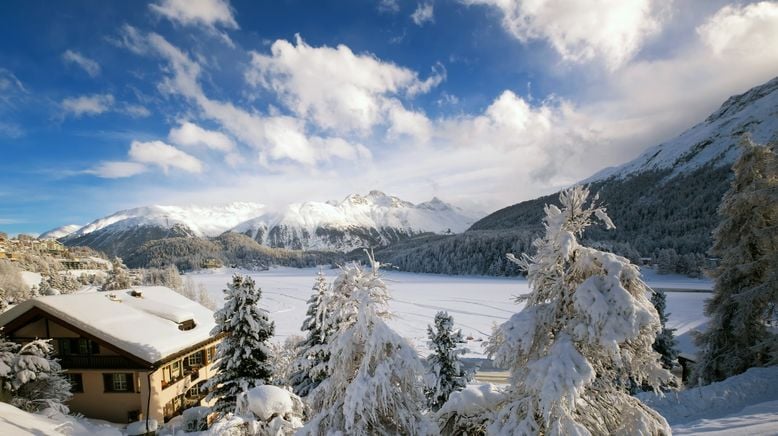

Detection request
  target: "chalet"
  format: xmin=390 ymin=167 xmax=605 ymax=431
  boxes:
xmin=0 ymin=286 xmax=222 ymax=425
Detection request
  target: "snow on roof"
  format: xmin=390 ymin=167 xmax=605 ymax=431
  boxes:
xmin=0 ymin=286 xmax=216 ymax=364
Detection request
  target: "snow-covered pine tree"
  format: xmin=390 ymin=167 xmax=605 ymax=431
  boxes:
xmin=2 ymin=339 xmax=71 ymax=413
xmin=693 ymin=138 xmax=778 ymax=385
xmin=651 ymin=289 xmax=678 ymax=370
xmin=289 ymin=271 xmax=332 ymax=397
xmin=206 ymin=274 xmax=275 ymax=417
xmin=102 ymin=257 xmax=132 ymax=291
xmin=302 ymin=255 xmax=436 ymax=435
xmin=425 ymin=311 xmax=469 ymax=411
xmin=485 ymin=186 xmax=673 ymax=435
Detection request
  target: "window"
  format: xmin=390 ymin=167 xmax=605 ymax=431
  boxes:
xmin=103 ymin=373 xmax=133 ymax=392
xmin=60 ymin=338 xmax=99 ymax=355
xmin=65 ymin=373 xmax=83 ymax=393
xmin=127 ymin=410 xmax=140 ymax=423
xmin=172 ymin=360 xmax=181 ymax=378
xmin=187 ymin=351 xmax=202 ymax=367
xmin=206 ymin=346 xmax=216 ymax=363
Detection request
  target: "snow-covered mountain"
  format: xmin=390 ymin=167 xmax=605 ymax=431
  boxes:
xmin=61 ymin=203 xmax=266 ymax=258
xmin=231 ymin=191 xmax=477 ymax=251
xmin=589 ymin=76 xmax=778 ymax=181
xmin=39 ymin=224 xmax=81 ymax=240
xmin=59 ymin=193 xmax=478 ymax=257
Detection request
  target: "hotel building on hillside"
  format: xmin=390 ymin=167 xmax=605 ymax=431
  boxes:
xmin=0 ymin=286 xmax=222 ymax=424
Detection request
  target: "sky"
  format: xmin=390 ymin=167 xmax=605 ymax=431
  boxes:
xmin=1 ymin=0 xmax=778 ymax=235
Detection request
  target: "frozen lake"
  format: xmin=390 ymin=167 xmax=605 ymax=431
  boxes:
xmin=186 ymin=267 xmax=712 ymax=358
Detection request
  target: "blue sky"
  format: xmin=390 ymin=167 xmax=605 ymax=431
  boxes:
xmin=2 ymin=0 xmax=777 ymax=235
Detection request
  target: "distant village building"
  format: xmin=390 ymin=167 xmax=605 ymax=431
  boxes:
xmin=200 ymin=258 xmax=223 ymax=269
xmin=0 ymin=287 xmax=222 ymax=424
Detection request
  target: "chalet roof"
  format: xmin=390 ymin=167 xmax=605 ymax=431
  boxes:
xmin=0 ymin=286 xmax=216 ymax=364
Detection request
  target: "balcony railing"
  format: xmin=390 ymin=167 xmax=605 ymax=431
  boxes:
xmin=58 ymin=355 xmax=145 ymax=369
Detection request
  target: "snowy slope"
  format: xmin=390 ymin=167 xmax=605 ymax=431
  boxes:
xmin=639 ymin=366 xmax=778 ymax=434
xmin=231 ymin=191 xmax=478 ymax=251
xmin=589 ymin=76 xmax=778 ymax=181
xmin=39 ymin=224 xmax=80 ymax=240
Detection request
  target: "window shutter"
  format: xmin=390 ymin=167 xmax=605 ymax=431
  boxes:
xmin=126 ymin=373 xmax=135 ymax=392
xmin=103 ymin=373 xmax=112 ymax=392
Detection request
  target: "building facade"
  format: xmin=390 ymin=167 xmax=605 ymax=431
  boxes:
xmin=0 ymin=287 xmax=221 ymax=424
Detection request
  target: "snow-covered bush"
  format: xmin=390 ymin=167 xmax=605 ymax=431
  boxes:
xmin=0 ymin=260 xmax=31 ymax=304
xmin=206 ymin=274 xmax=275 ymax=417
xmin=485 ymin=186 xmax=673 ymax=435
xmin=0 ymin=337 xmax=71 ymax=413
xmin=435 ymin=384 xmax=503 ymax=436
xmin=694 ymin=138 xmax=778 ymax=385
xmin=269 ymin=336 xmax=303 ymax=387
xmin=101 ymin=257 xmax=132 ymax=291
xmin=301 ymin=255 xmax=436 ymax=435
xmin=425 ymin=310 xmax=469 ymax=411
xmin=289 ymin=271 xmax=333 ymax=397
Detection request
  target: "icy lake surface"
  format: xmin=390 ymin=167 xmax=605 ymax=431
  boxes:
xmin=186 ymin=267 xmax=712 ymax=358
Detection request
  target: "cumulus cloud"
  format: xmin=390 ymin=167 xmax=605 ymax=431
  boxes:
xmin=128 ymin=140 xmax=204 ymax=174
xmin=61 ymin=50 xmax=101 ymax=77
xmin=246 ymin=35 xmax=444 ymax=135
xmin=697 ymin=1 xmax=778 ymax=57
xmin=85 ymin=161 xmax=148 ymax=178
xmin=411 ymin=3 xmax=435 ymax=25
xmin=120 ymin=29 xmax=375 ymax=166
xmin=464 ymin=0 xmax=670 ymax=70
xmin=61 ymin=94 xmax=114 ymax=117
xmin=149 ymin=0 xmax=238 ymax=29
xmin=169 ymin=121 xmax=235 ymax=152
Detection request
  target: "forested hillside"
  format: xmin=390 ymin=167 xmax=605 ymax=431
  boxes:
xmin=125 ymin=232 xmax=346 ymax=271
xmin=376 ymin=164 xmax=731 ymax=276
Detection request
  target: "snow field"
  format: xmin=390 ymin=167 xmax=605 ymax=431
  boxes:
xmin=186 ymin=267 xmax=711 ymax=358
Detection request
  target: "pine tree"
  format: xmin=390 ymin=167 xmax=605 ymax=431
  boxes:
xmin=694 ymin=138 xmax=778 ymax=385
xmin=485 ymin=186 xmax=673 ymax=435
xmin=302 ymin=255 xmax=436 ymax=435
xmin=206 ymin=274 xmax=275 ymax=417
xmin=289 ymin=271 xmax=333 ymax=397
xmin=1 ymin=338 xmax=71 ymax=413
xmin=102 ymin=257 xmax=132 ymax=291
xmin=651 ymin=289 xmax=678 ymax=370
xmin=425 ymin=311 xmax=469 ymax=411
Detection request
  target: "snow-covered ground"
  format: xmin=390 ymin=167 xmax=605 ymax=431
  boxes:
xmin=640 ymin=366 xmax=778 ymax=435
xmin=186 ymin=266 xmax=711 ymax=358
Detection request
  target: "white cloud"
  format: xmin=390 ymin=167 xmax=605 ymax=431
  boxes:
xmin=86 ymin=161 xmax=148 ymax=178
xmin=123 ymin=104 xmax=151 ymax=118
xmin=378 ymin=0 xmax=400 ymax=13
xmin=61 ymin=94 xmax=114 ymax=117
xmin=169 ymin=121 xmax=235 ymax=152
xmin=126 ymin=30 xmax=376 ymax=166
xmin=61 ymin=50 xmax=101 ymax=77
xmin=128 ymin=140 xmax=204 ymax=174
xmin=697 ymin=1 xmax=778 ymax=57
xmin=464 ymin=0 xmax=670 ymax=70
xmin=246 ymin=35 xmax=444 ymax=135
xmin=411 ymin=3 xmax=435 ymax=26
xmin=149 ymin=0 xmax=238 ymax=29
